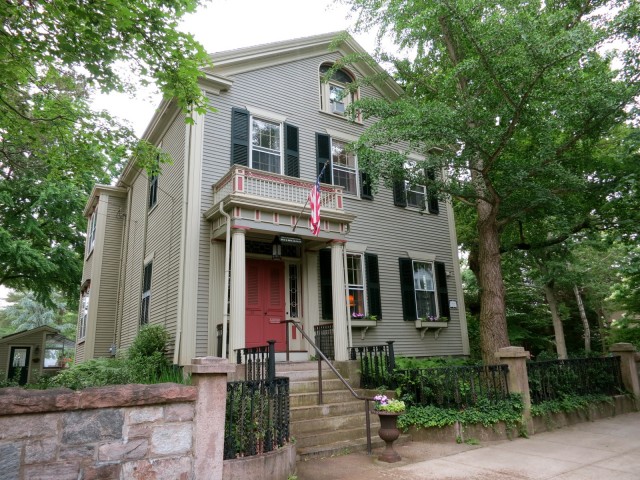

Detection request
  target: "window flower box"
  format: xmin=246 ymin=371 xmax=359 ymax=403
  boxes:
xmin=414 ymin=317 xmax=449 ymax=339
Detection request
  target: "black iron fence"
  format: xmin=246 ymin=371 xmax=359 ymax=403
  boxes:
xmin=224 ymin=377 xmax=290 ymax=459
xmin=314 ymin=324 xmax=334 ymax=360
xmin=393 ymin=364 xmax=510 ymax=408
xmin=349 ymin=342 xmax=396 ymax=389
xmin=235 ymin=341 xmax=275 ymax=382
xmin=528 ymin=356 xmax=624 ymax=404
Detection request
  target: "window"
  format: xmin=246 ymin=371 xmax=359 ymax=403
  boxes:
xmin=140 ymin=262 xmax=153 ymax=325
xmin=399 ymin=258 xmax=449 ymax=321
xmin=148 ymin=174 xmax=158 ymax=210
xmin=316 ymin=133 xmax=372 ymax=198
xmin=44 ymin=334 xmax=70 ymax=368
xmin=251 ymin=117 xmax=282 ymax=173
xmin=331 ymin=139 xmax=358 ymax=195
xmin=87 ymin=211 xmax=97 ymax=254
xmin=79 ymin=289 xmax=89 ymax=341
xmin=413 ymin=261 xmax=437 ymax=319
xmin=319 ymin=249 xmax=382 ymax=321
xmin=405 ymin=181 xmax=426 ymax=209
xmin=347 ymin=254 xmax=366 ymax=319
xmin=393 ymin=167 xmax=439 ymax=214
xmin=319 ymin=64 xmax=359 ymax=119
xmin=230 ymin=108 xmax=300 ymax=177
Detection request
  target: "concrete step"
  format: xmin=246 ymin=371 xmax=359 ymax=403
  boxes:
xmin=276 ymin=361 xmax=327 ymax=372
xmin=291 ymin=412 xmax=380 ymax=435
xmin=295 ymin=425 xmax=376 ymax=449
xmin=277 ymin=369 xmax=339 ymax=382
xmin=296 ymin=434 xmax=410 ymax=460
xmin=289 ymin=378 xmax=346 ymax=394
xmin=290 ymin=400 xmax=367 ymax=422
xmin=290 ymin=389 xmax=362 ymax=407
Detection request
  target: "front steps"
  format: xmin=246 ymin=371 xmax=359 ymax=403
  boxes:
xmin=276 ymin=361 xmax=388 ymax=459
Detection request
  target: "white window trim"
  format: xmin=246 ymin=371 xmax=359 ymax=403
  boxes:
xmin=148 ymin=174 xmax=159 ymax=212
xmin=245 ymin=105 xmax=287 ymax=123
xmin=87 ymin=210 xmax=97 ymax=255
xmin=407 ymin=251 xmax=437 ymax=262
xmin=319 ymin=71 xmax=360 ymax=120
xmin=78 ymin=289 xmax=89 ymax=341
xmin=412 ymin=260 xmax=439 ymax=319
xmin=249 ymin=115 xmax=284 ymax=175
xmin=330 ymin=137 xmax=360 ymax=197
xmin=285 ymin=260 xmax=301 ymax=321
xmin=141 ymin=261 xmax=153 ymax=325
xmin=347 ymin=252 xmax=368 ymax=319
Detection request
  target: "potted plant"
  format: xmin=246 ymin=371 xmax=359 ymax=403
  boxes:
xmin=373 ymin=394 xmax=405 ymax=463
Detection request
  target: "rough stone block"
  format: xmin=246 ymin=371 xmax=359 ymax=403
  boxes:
xmin=124 ymin=423 xmax=152 ymax=441
xmin=62 ymin=409 xmax=124 ymax=445
xmin=0 ymin=443 xmax=20 ymax=480
xmin=25 ymin=437 xmax=58 ymax=464
xmin=120 ymin=456 xmax=192 ymax=480
xmin=98 ymin=439 xmax=148 ymax=461
xmin=58 ymin=444 xmax=95 ymax=460
xmin=22 ymin=462 xmax=80 ymax=480
xmin=128 ymin=406 xmax=163 ymax=425
xmin=164 ymin=403 xmax=195 ymax=422
xmin=0 ymin=413 xmax=58 ymax=440
xmin=151 ymin=424 xmax=192 ymax=456
xmin=0 ymin=387 xmax=79 ymax=415
xmin=79 ymin=384 xmax=197 ymax=409
xmin=82 ymin=463 xmax=122 ymax=480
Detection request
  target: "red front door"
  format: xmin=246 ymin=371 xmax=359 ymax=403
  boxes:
xmin=246 ymin=259 xmax=286 ymax=351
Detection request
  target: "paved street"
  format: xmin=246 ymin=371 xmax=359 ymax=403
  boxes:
xmin=296 ymin=411 xmax=640 ymax=479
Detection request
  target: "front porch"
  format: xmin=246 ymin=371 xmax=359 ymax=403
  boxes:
xmin=204 ymin=165 xmax=358 ymax=362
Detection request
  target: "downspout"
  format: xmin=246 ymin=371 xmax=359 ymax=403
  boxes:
xmin=220 ymin=204 xmax=232 ymax=359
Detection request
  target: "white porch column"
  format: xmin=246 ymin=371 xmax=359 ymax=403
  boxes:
xmin=208 ymin=239 xmax=226 ymax=356
xmin=229 ymin=227 xmax=247 ymax=357
xmin=331 ymin=241 xmax=349 ymax=361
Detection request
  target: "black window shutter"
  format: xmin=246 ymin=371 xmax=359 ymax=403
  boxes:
xmin=360 ymin=171 xmax=373 ymax=200
xmin=284 ymin=123 xmax=300 ymax=178
xmin=230 ymin=107 xmax=250 ymax=166
xmin=393 ymin=180 xmax=407 ymax=207
xmin=398 ymin=257 xmax=416 ymax=320
xmin=365 ymin=253 xmax=382 ymax=318
xmin=319 ymin=249 xmax=333 ymax=320
xmin=316 ymin=133 xmax=332 ymax=184
xmin=435 ymin=261 xmax=450 ymax=320
xmin=427 ymin=168 xmax=439 ymax=214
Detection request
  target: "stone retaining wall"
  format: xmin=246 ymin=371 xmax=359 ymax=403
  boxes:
xmin=0 ymin=383 xmax=197 ymax=480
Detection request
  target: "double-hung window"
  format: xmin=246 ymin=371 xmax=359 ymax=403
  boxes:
xmin=331 ymin=139 xmax=359 ymax=196
xmin=148 ymin=174 xmax=158 ymax=210
xmin=140 ymin=261 xmax=153 ymax=325
xmin=230 ymin=107 xmax=300 ymax=178
xmin=251 ymin=117 xmax=282 ymax=174
xmin=399 ymin=257 xmax=450 ymax=321
xmin=393 ymin=163 xmax=439 ymax=214
xmin=319 ymin=64 xmax=359 ymax=120
xmin=87 ymin=211 xmax=97 ymax=254
xmin=413 ymin=261 xmax=437 ymax=319
xmin=78 ymin=289 xmax=89 ymax=341
xmin=347 ymin=253 xmax=366 ymax=319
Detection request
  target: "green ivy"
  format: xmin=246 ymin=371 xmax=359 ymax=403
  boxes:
xmin=531 ymin=394 xmax=613 ymax=417
xmin=397 ymin=394 xmax=524 ymax=431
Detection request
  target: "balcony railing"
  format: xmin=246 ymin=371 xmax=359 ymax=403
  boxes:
xmin=213 ymin=165 xmax=344 ymax=211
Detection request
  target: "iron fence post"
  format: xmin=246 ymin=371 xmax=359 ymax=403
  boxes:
xmin=267 ymin=340 xmax=276 ymax=383
xmin=387 ymin=341 xmax=396 ymax=372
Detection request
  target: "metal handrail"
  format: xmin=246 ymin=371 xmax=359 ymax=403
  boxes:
xmin=282 ymin=320 xmax=375 ymax=455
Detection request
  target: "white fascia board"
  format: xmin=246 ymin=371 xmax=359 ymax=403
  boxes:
xmin=82 ymin=185 xmax=128 ymax=218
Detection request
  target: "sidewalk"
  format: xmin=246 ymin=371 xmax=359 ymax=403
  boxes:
xmin=295 ymin=411 xmax=640 ymax=479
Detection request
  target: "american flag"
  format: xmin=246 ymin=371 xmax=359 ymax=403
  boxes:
xmin=309 ymin=169 xmax=323 ymax=236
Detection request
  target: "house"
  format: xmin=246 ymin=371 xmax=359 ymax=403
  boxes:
xmin=0 ymin=326 xmax=74 ymax=385
xmin=76 ymin=32 xmax=470 ymax=366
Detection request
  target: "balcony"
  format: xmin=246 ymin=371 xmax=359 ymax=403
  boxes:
xmin=207 ymin=166 xmax=354 ymax=238
xmin=213 ymin=166 xmax=346 ymax=211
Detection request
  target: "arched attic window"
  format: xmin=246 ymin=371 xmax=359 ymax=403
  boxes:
xmin=319 ymin=63 xmax=359 ymax=119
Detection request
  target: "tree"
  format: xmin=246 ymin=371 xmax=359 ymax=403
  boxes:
xmin=340 ymin=0 xmax=640 ymax=362
xmin=2 ymin=291 xmax=77 ymax=338
xmin=0 ymin=0 xmax=211 ymax=304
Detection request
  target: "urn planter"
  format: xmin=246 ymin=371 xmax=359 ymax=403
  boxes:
xmin=375 ymin=411 xmax=402 ymax=463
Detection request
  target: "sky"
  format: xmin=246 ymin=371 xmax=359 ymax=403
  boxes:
xmin=92 ymin=0 xmax=381 ymax=136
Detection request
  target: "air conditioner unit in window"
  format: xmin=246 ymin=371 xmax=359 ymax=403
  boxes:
xmin=331 ymin=102 xmax=345 ymax=115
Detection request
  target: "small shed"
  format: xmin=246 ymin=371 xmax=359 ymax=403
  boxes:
xmin=0 ymin=326 xmax=75 ymax=385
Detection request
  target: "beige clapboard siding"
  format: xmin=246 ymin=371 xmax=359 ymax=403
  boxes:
xmin=119 ymin=172 xmax=148 ymax=350
xmin=93 ymin=195 xmax=126 ymax=358
xmin=144 ymin=114 xmax=185 ymax=360
xmin=196 ymin=51 xmax=465 ymax=357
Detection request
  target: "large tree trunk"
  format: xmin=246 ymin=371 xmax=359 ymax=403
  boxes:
xmin=475 ymin=198 xmax=510 ymax=364
xmin=573 ymin=284 xmax=591 ymax=352
xmin=543 ymin=283 xmax=567 ymax=359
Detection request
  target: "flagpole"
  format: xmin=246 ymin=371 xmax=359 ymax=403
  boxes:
xmin=292 ymin=161 xmax=329 ymax=232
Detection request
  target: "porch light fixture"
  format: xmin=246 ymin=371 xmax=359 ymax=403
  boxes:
xmin=272 ymin=236 xmax=282 ymax=260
